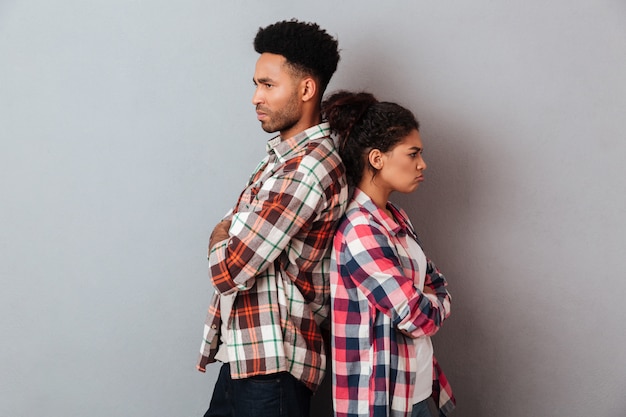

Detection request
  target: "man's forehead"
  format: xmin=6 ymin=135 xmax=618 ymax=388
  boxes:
xmin=254 ymin=53 xmax=289 ymax=77
xmin=256 ymin=52 xmax=288 ymax=68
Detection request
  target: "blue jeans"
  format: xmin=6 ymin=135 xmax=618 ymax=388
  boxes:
xmin=411 ymin=399 xmax=434 ymax=417
xmin=203 ymin=363 xmax=312 ymax=417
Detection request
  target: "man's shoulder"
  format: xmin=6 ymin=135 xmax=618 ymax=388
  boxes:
xmin=284 ymin=135 xmax=342 ymax=176
xmin=303 ymin=135 xmax=341 ymax=161
xmin=302 ymin=135 xmax=337 ymax=153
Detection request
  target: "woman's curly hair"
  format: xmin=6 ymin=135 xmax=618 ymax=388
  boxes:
xmin=254 ymin=19 xmax=340 ymax=94
xmin=322 ymin=91 xmax=420 ymax=186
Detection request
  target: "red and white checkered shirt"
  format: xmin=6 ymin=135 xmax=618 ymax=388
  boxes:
xmin=197 ymin=123 xmax=347 ymax=392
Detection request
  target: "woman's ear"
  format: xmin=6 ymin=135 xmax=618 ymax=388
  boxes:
xmin=368 ymin=149 xmax=384 ymax=170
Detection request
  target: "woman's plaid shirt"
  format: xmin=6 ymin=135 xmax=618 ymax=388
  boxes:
xmin=331 ymin=189 xmax=455 ymax=416
xmin=197 ymin=123 xmax=348 ymax=392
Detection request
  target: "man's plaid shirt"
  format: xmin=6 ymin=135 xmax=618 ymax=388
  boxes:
xmin=197 ymin=123 xmax=347 ymax=392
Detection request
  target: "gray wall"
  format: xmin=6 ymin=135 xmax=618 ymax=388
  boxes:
xmin=1 ymin=1 xmax=625 ymax=416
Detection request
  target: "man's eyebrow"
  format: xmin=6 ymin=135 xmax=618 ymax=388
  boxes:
xmin=253 ymin=77 xmax=274 ymax=84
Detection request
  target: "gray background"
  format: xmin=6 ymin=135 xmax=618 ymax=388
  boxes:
xmin=1 ymin=1 xmax=625 ymax=416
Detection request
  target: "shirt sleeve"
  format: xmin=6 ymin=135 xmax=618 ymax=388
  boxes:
xmin=209 ymin=164 xmax=327 ymax=295
xmin=340 ymin=218 xmax=450 ymax=338
xmin=423 ymin=259 xmax=452 ymax=321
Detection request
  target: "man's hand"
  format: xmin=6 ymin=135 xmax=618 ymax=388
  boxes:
xmin=208 ymin=219 xmax=231 ymax=254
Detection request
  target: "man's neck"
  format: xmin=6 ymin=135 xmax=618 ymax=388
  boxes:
xmin=279 ymin=109 xmax=322 ymax=140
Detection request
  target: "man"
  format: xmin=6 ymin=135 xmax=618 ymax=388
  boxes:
xmin=197 ymin=20 xmax=347 ymax=417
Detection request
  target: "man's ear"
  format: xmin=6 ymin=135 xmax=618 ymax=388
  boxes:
xmin=301 ymin=77 xmax=317 ymax=102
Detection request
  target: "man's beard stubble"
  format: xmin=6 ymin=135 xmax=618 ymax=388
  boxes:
xmin=258 ymin=93 xmax=301 ymax=135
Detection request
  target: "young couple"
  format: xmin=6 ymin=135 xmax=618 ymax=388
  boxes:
xmin=197 ymin=20 xmax=455 ymax=417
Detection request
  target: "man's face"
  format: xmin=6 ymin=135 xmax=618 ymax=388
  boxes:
xmin=252 ymin=53 xmax=303 ymax=139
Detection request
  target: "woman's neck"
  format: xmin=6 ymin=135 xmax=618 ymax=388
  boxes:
xmin=358 ymin=177 xmax=392 ymax=216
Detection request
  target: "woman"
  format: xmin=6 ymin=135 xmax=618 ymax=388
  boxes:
xmin=324 ymin=91 xmax=455 ymax=417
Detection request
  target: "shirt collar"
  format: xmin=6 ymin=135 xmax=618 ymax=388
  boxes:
xmin=352 ymin=188 xmax=418 ymax=240
xmin=265 ymin=122 xmax=331 ymax=163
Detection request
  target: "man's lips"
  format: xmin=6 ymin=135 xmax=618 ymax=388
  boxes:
xmin=256 ymin=109 xmax=268 ymax=121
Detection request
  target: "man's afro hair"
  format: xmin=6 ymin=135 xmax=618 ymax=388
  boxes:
xmin=254 ymin=19 xmax=340 ymax=92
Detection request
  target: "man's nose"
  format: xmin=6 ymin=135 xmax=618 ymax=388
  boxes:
xmin=252 ymin=87 xmax=262 ymax=105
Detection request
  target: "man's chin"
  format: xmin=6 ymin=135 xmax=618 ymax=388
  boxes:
xmin=260 ymin=122 xmax=277 ymax=133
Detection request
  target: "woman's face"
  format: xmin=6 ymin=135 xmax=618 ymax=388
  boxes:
xmin=376 ymin=129 xmax=427 ymax=194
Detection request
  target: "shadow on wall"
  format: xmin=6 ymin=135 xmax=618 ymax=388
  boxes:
xmin=317 ymin=31 xmax=524 ymax=415
xmin=394 ymin=113 xmax=484 ymax=414
xmin=349 ymin=35 xmax=509 ymax=413
xmin=394 ymin=109 xmax=522 ymax=414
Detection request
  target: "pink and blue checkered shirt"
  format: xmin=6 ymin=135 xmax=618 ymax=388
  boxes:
xmin=331 ymin=189 xmax=455 ymax=417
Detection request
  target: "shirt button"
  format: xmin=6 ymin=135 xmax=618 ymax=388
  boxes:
xmin=211 ymin=324 xmax=217 ymax=329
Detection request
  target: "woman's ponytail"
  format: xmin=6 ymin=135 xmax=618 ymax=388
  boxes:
xmin=322 ymin=91 xmax=378 ymax=151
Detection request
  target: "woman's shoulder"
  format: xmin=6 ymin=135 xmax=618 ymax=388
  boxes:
xmin=344 ymin=198 xmax=376 ymax=220
xmin=337 ymin=199 xmax=386 ymax=235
